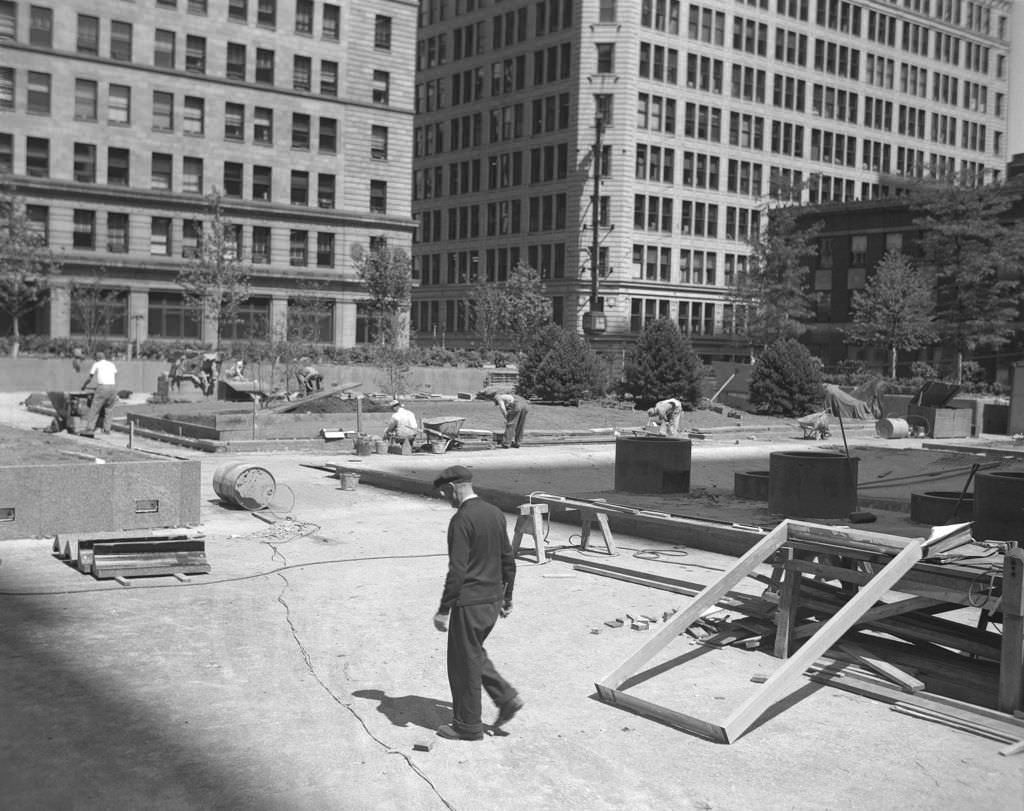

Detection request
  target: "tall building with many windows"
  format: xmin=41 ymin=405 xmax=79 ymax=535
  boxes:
xmin=411 ymin=0 xmax=1011 ymax=360
xmin=0 ymin=0 xmax=416 ymax=348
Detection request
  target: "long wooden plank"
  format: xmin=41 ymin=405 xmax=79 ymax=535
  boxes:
xmin=597 ymin=522 xmax=791 ymax=690
xmin=595 ymin=686 xmax=727 ymax=743
xmin=720 ymin=540 xmax=923 ymax=743
xmin=998 ymin=548 xmax=1024 ymax=712
xmin=838 ymin=641 xmax=925 ymax=693
xmin=790 ymin=596 xmax=948 ymax=641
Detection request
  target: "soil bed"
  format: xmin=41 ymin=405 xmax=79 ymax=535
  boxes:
xmin=0 ymin=424 xmax=152 ymax=466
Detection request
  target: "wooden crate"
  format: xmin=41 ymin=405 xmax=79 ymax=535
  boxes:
xmin=906 ymin=404 xmax=972 ymax=438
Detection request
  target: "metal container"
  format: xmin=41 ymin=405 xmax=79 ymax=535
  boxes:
xmin=212 ymin=463 xmax=276 ymax=510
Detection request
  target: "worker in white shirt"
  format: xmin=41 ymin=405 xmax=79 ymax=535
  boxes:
xmin=384 ymin=399 xmax=419 ymax=442
xmin=493 ymin=392 xmax=529 ymax=448
xmin=646 ymin=397 xmax=683 ymax=436
xmin=81 ymin=351 xmax=119 ymax=436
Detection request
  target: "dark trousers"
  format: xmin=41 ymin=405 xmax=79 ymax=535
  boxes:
xmin=503 ymin=407 xmax=528 ymax=447
xmin=85 ymin=385 xmax=118 ymax=433
xmin=447 ymin=601 xmax=517 ymax=734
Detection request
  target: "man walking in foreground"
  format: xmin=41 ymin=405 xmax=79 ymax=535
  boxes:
xmin=81 ymin=351 xmax=119 ymax=436
xmin=432 ymin=465 xmax=522 ymax=741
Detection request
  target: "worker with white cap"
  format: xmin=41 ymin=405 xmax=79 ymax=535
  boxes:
xmin=384 ymin=399 xmax=418 ymax=442
xmin=647 ymin=397 xmax=683 ymax=436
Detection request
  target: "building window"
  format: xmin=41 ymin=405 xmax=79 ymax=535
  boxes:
xmin=257 ymin=0 xmax=276 ymax=28
xmin=108 ymin=84 xmax=130 ymax=124
xmin=292 ymin=113 xmax=310 ymax=149
xmin=222 ymin=296 xmax=268 ymax=340
xmin=288 ymin=296 xmax=333 ymax=342
xmin=0 ymin=67 xmax=12 ymax=110
xmin=27 ymin=71 xmax=51 ymax=115
xmin=154 ymin=29 xmax=175 ymax=69
xmin=225 ymin=102 xmax=244 ymax=140
xmin=26 ymin=204 xmax=48 ymax=244
xmin=255 ymin=48 xmax=274 ymax=84
xmin=322 ymin=4 xmax=339 ymax=40
xmin=182 ymin=220 xmax=201 ymax=257
xmin=253 ymin=107 xmax=272 ymax=143
xmin=73 ymin=142 xmax=96 ymax=182
xmin=77 ymin=14 xmax=99 ymax=55
xmin=148 ymin=292 xmax=202 ymax=339
xmin=107 ymin=147 xmax=130 ymax=185
xmin=73 ymin=210 xmax=96 ymax=250
xmin=318 ymin=117 xmax=337 ymax=152
xmin=290 ymin=230 xmax=308 ymax=266
xmin=74 ymin=79 xmax=98 ymax=121
xmin=30 ymin=6 xmax=53 ymax=48
xmin=252 ymin=226 xmax=270 ymax=263
xmin=227 ymin=43 xmax=246 ymax=80
xmin=228 ymin=0 xmax=247 ymax=23
xmin=187 ymin=0 xmax=207 ymax=14
xmin=0 ymin=1 xmax=13 ymax=41
xmin=371 ymin=126 xmax=388 ymax=160
xmin=153 ymin=91 xmax=173 ymax=130
xmin=316 ymin=233 xmax=334 ymax=268
xmin=320 ymin=60 xmax=338 ymax=96
xmin=26 ymin=136 xmax=49 ymax=177
xmin=183 ymin=156 xmax=203 ymax=193
xmin=599 ymin=0 xmax=617 ymax=23
xmin=293 ymin=55 xmax=311 ymax=91
xmin=223 ymin=162 xmax=243 ymax=196
xmin=375 ymin=15 xmax=392 ymax=49
xmin=183 ymin=96 xmax=204 ymax=135
xmin=596 ymin=43 xmax=615 ymax=73
xmin=0 ymin=132 xmax=12 ymax=173
xmin=107 ymin=212 xmax=129 ymax=253
xmin=317 ymin=174 xmax=335 ymax=208
xmin=185 ymin=35 xmax=206 ymax=73
xmin=252 ymin=165 xmax=271 ymax=201
xmin=295 ymin=0 xmax=313 ymax=34
xmin=370 ymin=180 xmax=387 ymax=213
xmin=150 ymin=217 xmax=171 ymax=255
xmin=290 ymin=170 xmax=309 ymax=205
xmin=372 ymin=70 xmax=390 ymax=105
xmin=110 ymin=20 xmax=132 ymax=61
xmin=151 ymin=152 xmax=172 ymax=190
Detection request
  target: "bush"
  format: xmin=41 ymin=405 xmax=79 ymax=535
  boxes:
xmin=619 ymin=318 xmax=703 ymax=410
xmin=749 ymin=338 xmax=825 ymax=417
xmin=517 ymin=324 xmax=606 ymax=402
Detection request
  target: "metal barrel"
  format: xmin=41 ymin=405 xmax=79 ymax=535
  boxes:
xmin=213 ymin=463 xmax=276 ymax=510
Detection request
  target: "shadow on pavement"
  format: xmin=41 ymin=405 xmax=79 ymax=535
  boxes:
xmin=352 ymin=688 xmax=451 ymax=731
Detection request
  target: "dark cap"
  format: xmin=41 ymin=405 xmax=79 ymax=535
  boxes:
xmin=433 ymin=465 xmax=473 ymax=489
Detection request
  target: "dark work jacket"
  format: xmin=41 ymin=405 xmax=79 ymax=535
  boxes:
xmin=438 ymin=496 xmax=516 ymax=613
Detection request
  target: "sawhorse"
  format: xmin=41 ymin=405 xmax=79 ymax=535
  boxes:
xmin=512 ymin=503 xmax=548 ymax=563
xmin=578 ymin=505 xmax=618 ymax=556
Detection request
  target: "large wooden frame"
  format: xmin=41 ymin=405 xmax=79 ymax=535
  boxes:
xmin=595 ymin=519 xmax=923 ymax=743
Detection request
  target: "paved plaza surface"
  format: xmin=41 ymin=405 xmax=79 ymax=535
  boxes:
xmin=1 ymin=393 xmax=1022 ymax=810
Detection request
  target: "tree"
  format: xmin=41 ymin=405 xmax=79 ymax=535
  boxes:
xmin=352 ymin=241 xmax=413 ymax=348
xmin=0 ymin=187 xmax=60 ymax=358
xmin=517 ymin=324 xmax=605 ymax=403
xmin=620 ymin=317 xmax=703 ymax=410
xmin=176 ymin=190 xmax=252 ymax=349
xmin=471 ymin=262 xmax=552 ymax=352
xmin=733 ymin=202 xmax=822 ymax=358
xmin=909 ymin=178 xmax=1024 ymax=382
xmin=69 ymin=267 xmax=124 ymax=354
xmin=845 ymin=250 xmax=938 ymax=378
xmin=470 ymin=281 xmax=506 ymax=354
xmin=749 ymin=338 xmax=825 ymax=417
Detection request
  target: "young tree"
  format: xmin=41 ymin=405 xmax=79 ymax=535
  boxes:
xmin=69 ymin=267 xmax=124 ymax=354
xmin=749 ymin=338 xmax=825 ymax=417
xmin=0 ymin=188 xmax=60 ymax=357
xmin=910 ymin=178 xmax=1024 ymax=382
xmin=503 ymin=262 xmax=552 ymax=348
xmin=351 ymin=241 xmax=413 ymax=348
xmin=470 ymin=281 xmax=506 ymax=354
xmin=732 ymin=202 xmax=822 ymax=359
xmin=620 ymin=317 xmax=703 ymax=410
xmin=845 ymin=250 xmax=938 ymax=378
xmin=517 ymin=323 xmax=605 ymax=403
xmin=176 ymin=190 xmax=252 ymax=349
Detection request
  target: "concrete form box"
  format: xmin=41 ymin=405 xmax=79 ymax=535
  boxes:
xmin=0 ymin=459 xmax=201 ymax=541
xmin=907 ymin=381 xmax=972 ymax=438
xmin=614 ymin=436 xmax=691 ymax=493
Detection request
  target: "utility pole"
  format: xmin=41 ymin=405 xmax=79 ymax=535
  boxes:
xmin=583 ymin=113 xmax=607 ymax=334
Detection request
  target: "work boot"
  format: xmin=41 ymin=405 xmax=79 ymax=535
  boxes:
xmin=494 ymin=695 xmax=524 ymax=727
xmin=435 ymin=724 xmax=483 ymax=741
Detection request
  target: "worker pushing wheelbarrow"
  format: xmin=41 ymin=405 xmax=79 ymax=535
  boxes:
xmin=422 ymin=416 xmax=466 ymax=452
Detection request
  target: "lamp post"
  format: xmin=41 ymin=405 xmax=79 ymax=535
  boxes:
xmin=583 ymin=113 xmax=607 ymax=334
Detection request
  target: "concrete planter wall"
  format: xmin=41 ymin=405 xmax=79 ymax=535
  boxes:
xmin=614 ymin=435 xmax=692 ymax=493
xmin=768 ymin=450 xmax=858 ymax=519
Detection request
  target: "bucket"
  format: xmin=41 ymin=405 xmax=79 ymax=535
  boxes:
xmin=353 ymin=436 xmax=373 ymax=456
xmin=374 ymin=440 xmax=388 ymax=454
xmin=213 ymin=462 xmax=277 ymax=510
xmin=339 ymin=472 xmax=360 ymax=491
xmin=876 ymin=417 xmax=910 ymax=439
xmin=429 ymin=440 xmax=447 ymax=454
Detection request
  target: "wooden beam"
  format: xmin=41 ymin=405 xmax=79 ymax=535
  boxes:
xmin=838 ymin=641 xmax=925 ymax=693
xmin=773 ymin=548 xmax=801 ymax=659
xmin=720 ymin=540 xmax=922 ymax=743
xmin=998 ymin=548 xmax=1024 ymax=713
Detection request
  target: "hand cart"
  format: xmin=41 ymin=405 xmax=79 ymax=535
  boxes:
xmin=422 ymin=416 xmax=466 ymax=452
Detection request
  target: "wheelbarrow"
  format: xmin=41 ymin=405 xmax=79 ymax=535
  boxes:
xmin=422 ymin=416 xmax=466 ymax=452
xmin=46 ymin=391 xmax=94 ymax=434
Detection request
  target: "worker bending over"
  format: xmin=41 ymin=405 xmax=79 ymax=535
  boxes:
xmin=296 ymin=359 xmax=323 ymax=395
xmin=493 ymin=392 xmax=529 ymax=448
xmin=384 ymin=399 xmax=419 ymax=442
xmin=647 ymin=397 xmax=683 ymax=436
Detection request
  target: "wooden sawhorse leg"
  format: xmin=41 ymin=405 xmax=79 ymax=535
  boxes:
xmin=511 ymin=503 xmax=549 ymax=563
xmin=579 ymin=508 xmax=618 ymax=556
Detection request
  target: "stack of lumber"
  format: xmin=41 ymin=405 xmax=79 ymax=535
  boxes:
xmin=53 ymin=527 xmax=209 ymax=581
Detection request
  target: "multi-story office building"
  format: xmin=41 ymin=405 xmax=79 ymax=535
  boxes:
xmin=411 ymin=0 xmax=1011 ymax=361
xmin=0 ymin=0 xmax=416 ymax=349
